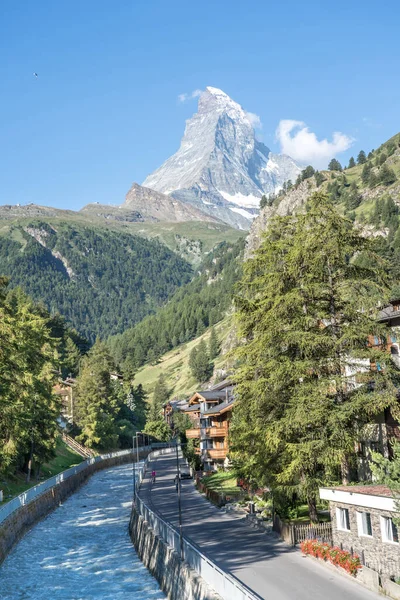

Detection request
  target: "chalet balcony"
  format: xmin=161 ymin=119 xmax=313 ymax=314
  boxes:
xmin=186 ymin=428 xmax=200 ymax=439
xmin=205 ymin=448 xmax=227 ymax=460
xmin=205 ymin=425 xmax=228 ymax=438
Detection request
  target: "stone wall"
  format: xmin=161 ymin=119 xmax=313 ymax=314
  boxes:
xmin=0 ymin=450 xmax=146 ymax=565
xmin=330 ymin=500 xmax=400 ymax=578
xmin=129 ymin=509 xmax=222 ymax=600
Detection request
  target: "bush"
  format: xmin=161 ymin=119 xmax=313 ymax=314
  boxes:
xmin=300 ymin=539 xmax=361 ymax=576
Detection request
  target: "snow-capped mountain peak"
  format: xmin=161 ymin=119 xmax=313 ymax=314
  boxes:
xmin=142 ymin=88 xmax=302 ymax=229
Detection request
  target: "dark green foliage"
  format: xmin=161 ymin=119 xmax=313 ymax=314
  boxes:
xmin=148 ymin=375 xmax=170 ymax=421
xmin=361 ymin=162 xmax=372 ymax=184
xmin=369 ymin=171 xmax=380 ymax=188
xmin=260 ymin=194 xmax=274 ymax=209
xmin=380 ymin=163 xmax=397 ymax=186
xmin=189 ymin=339 xmax=214 ymax=382
xmin=143 ymin=419 xmax=172 ymax=442
xmin=0 ymin=281 xmax=62 ymax=478
xmin=328 ymin=158 xmax=342 ymax=171
xmin=231 ymin=193 xmax=397 ymax=520
xmin=357 ymin=150 xmax=367 ymax=164
xmin=0 ymin=223 xmax=192 ymax=341
xmin=109 ymin=240 xmax=244 ymax=372
xmin=301 ymin=165 xmax=315 ymax=180
xmin=208 ymin=327 xmax=220 ymax=360
xmin=348 ymin=157 xmax=356 ymax=168
xmin=314 ymin=171 xmax=325 ymax=187
xmin=379 ymin=152 xmax=388 ymax=166
xmin=344 ymin=181 xmax=362 ymax=210
xmin=74 ymin=340 xmax=120 ymax=449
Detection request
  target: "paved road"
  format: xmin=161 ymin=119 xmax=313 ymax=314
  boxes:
xmin=139 ymin=453 xmax=381 ymax=600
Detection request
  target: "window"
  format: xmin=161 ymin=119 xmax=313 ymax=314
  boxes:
xmin=390 ymin=333 xmax=397 ymax=343
xmin=357 ymin=511 xmax=373 ymax=537
xmin=381 ymin=516 xmax=399 ymax=543
xmin=373 ymin=336 xmax=380 ymax=345
xmin=336 ymin=507 xmax=351 ymax=531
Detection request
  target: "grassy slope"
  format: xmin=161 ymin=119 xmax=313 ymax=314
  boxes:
xmin=0 ymin=437 xmax=83 ymax=505
xmin=133 ymin=316 xmax=234 ymax=398
xmin=0 ymin=214 xmax=245 ymax=266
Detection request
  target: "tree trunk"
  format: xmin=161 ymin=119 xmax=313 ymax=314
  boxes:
xmin=341 ymin=454 xmax=351 ymax=485
xmin=307 ymin=495 xmax=319 ymax=523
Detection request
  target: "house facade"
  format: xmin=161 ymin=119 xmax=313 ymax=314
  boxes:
xmin=320 ymin=485 xmax=400 ymax=578
xmin=184 ymin=381 xmax=235 ymax=471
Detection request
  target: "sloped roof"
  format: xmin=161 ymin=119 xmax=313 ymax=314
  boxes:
xmin=203 ymin=397 xmax=235 ymax=416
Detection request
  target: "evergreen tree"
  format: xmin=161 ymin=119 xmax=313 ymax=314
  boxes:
xmin=231 ymin=193 xmax=397 ymax=522
xmin=189 ymin=340 xmax=214 ymax=382
xmin=371 ymin=443 xmax=400 ymax=523
xmin=361 ymin=162 xmax=372 ymax=184
xmin=315 ymin=171 xmax=325 ymax=187
xmin=345 ymin=181 xmax=362 ymax=210
xmin=148 ymin=375 xmax=169 ymax=421
xmin=357 ymin=150 xmax=367 ymax=164
xmin=369 ymin=171 xmax=380 ymax=188
xmin=74 ymin=340 xmax=120 ymax=450
xmin=0 ymin=282 xmax=60 ymax=478
xmin=328 ymin=158 xmax=342 ymax=171
xmin=348 ymin=157 xmax=356 ymax=168
xmin=380 ymin=163 xmax=397 ymax=186
xmin=301 ymin=166 xmax=315 ymax=180
xmin=208 ymin=327 xmax=220 ymax=360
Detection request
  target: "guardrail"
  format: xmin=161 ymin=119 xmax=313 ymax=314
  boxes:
xmin=0 ymin=445 xmax=151 ymax=525
xmin=136 ymin=448 xmax=261 ymax=600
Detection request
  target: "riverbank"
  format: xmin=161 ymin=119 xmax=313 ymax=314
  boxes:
xmin=0 ymin=463 xmax=165 ymax=599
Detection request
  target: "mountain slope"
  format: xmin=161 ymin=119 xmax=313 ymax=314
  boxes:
xmin=143 ymin=87 xmax=301 ymax=229
xmin=247 ymin=132 xmax=400 ymax=255
xmin=0 ymin=222 xmax=193 ymax=341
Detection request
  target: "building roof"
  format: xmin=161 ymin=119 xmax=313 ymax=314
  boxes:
xmin=320 ymin=484 xmax=397 ymax=512
xmin=329 ymin=485 xmax=392 ymax=498
xmin=378 ymin=301 xmax=400 ymax=323
xmin=183 ymin=405 xmax=201 ymax=413
xmin=203 ymin=397 xmax=235 ymax=416
xmin=209 ymin=379 xmax=234 ymax=391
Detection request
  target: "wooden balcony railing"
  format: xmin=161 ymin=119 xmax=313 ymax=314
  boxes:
xmin=186 ymin=428 xmax=201 ymax=439
xmin=205 ymin=425 xmax=228 ymax=438
xmin=206 ymin=448 xmax=227 ymax=460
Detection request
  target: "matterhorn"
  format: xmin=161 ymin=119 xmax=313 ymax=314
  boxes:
xmin=143 ymin=87 xmax=302 ymax=229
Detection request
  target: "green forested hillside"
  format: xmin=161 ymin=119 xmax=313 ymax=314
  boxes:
xmin=109 ymin=239 xmax=244 ymax=373
xmin=0 ymin=222 xmax=192 ymax=340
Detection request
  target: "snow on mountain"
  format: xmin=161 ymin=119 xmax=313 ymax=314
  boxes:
xmin=143 ymin=87 xmax=302 ymax=229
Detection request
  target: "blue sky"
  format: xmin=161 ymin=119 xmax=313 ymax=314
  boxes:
xmin=1 ymin=0 xmax=399 ymax=210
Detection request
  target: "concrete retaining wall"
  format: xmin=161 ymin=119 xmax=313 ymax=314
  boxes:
xmin=0 ymin=450 xmax=146 ymax=564
xmin=129 ymin=509 xmax=222 ymax=600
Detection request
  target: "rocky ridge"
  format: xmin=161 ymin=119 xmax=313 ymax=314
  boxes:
xmin=143 ymin=87 xmax=302 ymax=230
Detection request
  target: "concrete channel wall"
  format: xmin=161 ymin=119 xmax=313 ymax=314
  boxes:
xmin=0 ymin=447 xmax=149 ymax=564
xmin=130 ymin=448 xmax=261 ymax=600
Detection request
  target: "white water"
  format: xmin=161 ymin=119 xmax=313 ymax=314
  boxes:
xmin=0 ymin=464 xmax=165 ymax=599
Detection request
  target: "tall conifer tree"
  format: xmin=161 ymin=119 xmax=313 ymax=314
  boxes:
xmin=231 ymin=193 xmax=398 ymax=521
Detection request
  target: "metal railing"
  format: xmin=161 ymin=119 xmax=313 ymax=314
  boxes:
xmin=0 ymin=445 xmax=151 ymax=525
xmin=136 ymin=448 xmax=261 ymax=600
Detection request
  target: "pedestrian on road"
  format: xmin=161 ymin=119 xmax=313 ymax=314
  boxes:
xmin=151 ymin=469 xmax=156 ymax=483
xmin=174 ymin=475 xmax=179 ymax=492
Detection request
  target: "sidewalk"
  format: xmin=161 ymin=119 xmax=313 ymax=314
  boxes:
xmin=139 ymin=453 xmax=381 ymax=600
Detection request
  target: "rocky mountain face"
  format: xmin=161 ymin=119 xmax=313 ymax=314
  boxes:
xmin=143 ymin=87 xmax=302 ymax=229
xmin=245 ymin=178 xmax=317 ymax=257
xmin=121 ymin=183 xmax=220 ymax=223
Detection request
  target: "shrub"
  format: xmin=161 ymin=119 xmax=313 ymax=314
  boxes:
xmin=300 ymin=539 xmax=361 ymax=576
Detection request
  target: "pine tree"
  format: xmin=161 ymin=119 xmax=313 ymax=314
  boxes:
xmin=348 ymin=157 xmax=356 ymax=168
xmin=231 ymin=193 xmax=397 ymax=522
xmin=208 ymin=327 xmax=220 ymax=360
xmin=357 ymin=150 xmax=367 ymax=164
xmin=328 ymin=158 xmax=342 ymax=171
xmin=189 ymin=340 xmax=214 ymax=382
xmin=380 ymin=163 xmax=397 ymax=186
xmin=74 ymin=340 xmax=119 ymax=449
xmin=148 ymin=375 xmax=169 ymax=421
xmin=361 ymin=162 xmax=372 ymax=184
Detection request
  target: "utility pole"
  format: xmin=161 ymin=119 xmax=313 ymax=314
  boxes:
xmin=175 ymin=441 xmax=184 ymax=560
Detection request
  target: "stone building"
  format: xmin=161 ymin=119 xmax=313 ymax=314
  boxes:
xmin=320 ymin=485 xmax=400 ymax=578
